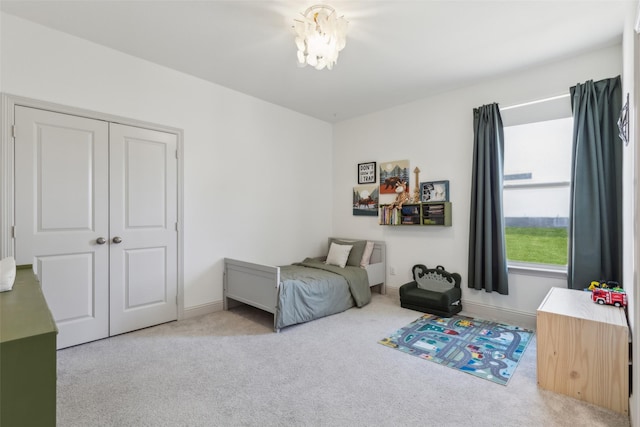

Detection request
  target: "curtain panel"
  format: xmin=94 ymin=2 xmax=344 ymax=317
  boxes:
xmin=568 ymin=76 xmax=622 ymax=290
xmin=468 ymin=103 xmax=509 ymax=295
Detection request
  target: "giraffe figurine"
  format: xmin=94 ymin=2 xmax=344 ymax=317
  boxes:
xmin=413 ymin=167 xmax=421 ymax=203
xmin=388 ymin=180 xmax=410 ymax=210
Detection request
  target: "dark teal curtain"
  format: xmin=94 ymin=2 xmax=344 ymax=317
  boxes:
xmin=568 ymin=76 xmax=622 ymax=290
xmin=468 ymin=103 xmax=509 ymax=295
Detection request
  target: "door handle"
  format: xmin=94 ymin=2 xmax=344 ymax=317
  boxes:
xmin=112 ymin=236 xmax=123 ymax=244
xmin=96 ymin=237 xmax=106 ymax=245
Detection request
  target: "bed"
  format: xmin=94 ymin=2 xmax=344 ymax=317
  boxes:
xmin=223 ymin=238 xmax=386 ymax=332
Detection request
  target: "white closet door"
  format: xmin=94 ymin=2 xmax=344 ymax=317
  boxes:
xmin=108 ymin=123 xmax=178 ymax=335
xmin=14 ymin=106 xmax=110 ymax=349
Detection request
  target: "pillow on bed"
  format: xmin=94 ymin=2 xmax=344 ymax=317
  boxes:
xmin=329 ymin=238 xmax=366 ymax=267
xmin=360 ymin=241 xmax=375 ymax=267
xmin=325 ymin=242 xmax=353 ymax=268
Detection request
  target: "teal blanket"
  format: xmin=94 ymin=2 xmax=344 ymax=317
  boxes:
xmin=275 ymin=258 xmax=371 ymax=330
xmin=293 ymin=258 xmax=371 ymax=307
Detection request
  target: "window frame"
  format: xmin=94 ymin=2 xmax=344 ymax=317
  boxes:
xmin=507 ymin=261 xmax=567 ymax=279
xmin=501 ymin=94 xmax=572 ymax=277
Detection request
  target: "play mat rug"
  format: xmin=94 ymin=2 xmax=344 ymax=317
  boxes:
xmin=378 ymin=314 xmax=534 ymax=385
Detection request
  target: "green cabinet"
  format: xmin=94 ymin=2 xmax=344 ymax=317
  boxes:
xmin=379 ymin=202 xmax=452 ymax=226
xmin=0 ymin=266 xmax=57 ymax=427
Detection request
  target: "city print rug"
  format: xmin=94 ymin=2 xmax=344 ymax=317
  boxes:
xmin=378 ymin=313 xmax=534 ymax=385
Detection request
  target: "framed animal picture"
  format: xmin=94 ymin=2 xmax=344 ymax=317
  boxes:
xmin=379 ymin=160 xmax=410 ymax=194
xmin=353 ymin=184 xmax=379 ymax=216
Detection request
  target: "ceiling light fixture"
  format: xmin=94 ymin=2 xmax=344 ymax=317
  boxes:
xmin=293 ymin=4 xmax=348 ymax=70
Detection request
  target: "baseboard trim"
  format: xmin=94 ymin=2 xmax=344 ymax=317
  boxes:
xmin=460 ymin=300 xmax=537 ymax=330
xmin=386 ymin=285 xmax=536 ymax=330
xmin=386 ymin=285 xmax=400 ymax=300
xmin=183 ymin=300 xmax=223 ymax=319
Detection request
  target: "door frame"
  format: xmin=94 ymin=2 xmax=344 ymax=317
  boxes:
xmin=0 ymin=93 xmax=185 ymax=320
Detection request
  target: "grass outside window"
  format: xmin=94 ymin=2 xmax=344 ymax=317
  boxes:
xmin=505 ymin=227 xmax=568 ymax=266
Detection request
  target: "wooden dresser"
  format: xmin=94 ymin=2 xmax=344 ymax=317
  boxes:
xmin=537 ymin=287 xmax=629 ymax=414
xmin=0 ymin=266 xmax=57 ymax=426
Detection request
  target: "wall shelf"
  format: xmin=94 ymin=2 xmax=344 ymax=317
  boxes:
xmin=379 ymin=202 xmax=451 ymax=226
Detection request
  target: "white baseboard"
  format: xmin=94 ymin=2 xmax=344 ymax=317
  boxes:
xmin=182 ymin=300 xmax=223 ymax=319
xmin=386 ymin=285 xmax=401 ymax=300
xmin=460 ymin=300 xmax=537 ymax=330
xmin=386 ymin=285 xmax=536 ymax=330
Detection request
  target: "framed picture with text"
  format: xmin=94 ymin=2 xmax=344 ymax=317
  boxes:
xmin=358 ymin=162 xmax=377 ymax=184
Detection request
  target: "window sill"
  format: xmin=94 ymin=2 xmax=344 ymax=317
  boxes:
xmin=507 ymin=262 xmax=567 ymax=280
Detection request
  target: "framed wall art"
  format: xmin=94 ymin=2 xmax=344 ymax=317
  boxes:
xmin=379 ymin=160 xmax=410 ymax=194
xmin=353 ymin=184 xmax=379 ymax=216
xmin=358 ymin=162 xmax=377 ymax=184
xmin=421 ymin=180 xmax=450 ymax=202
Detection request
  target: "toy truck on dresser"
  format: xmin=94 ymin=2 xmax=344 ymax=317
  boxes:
xmin=591 ymin=287 xmax=627 ymax=307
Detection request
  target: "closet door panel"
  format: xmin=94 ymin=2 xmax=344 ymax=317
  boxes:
xmin=14 ymin=106 xmax=109 ymax=349
xmin=38 ymin=128 xmax=93 ymax=230
xmin=125 ymin=248 xmax=167 ymax=308
xmin=36 ymin=253 xmax=98 ymax=321
xmin=125 ymin=137 xmax=167 ymax=227
xmin=109 ymin=123 xmax=178 ymax=335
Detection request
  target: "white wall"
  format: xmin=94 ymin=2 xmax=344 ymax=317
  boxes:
xmin=623 ymin=0 xmax=637 ymax=345
xmin=623 ymin=4 xmax=639 ymax=425
xmin=0 ymin=13 xmax=334 ymax=311
xmin=0 ymin=11 xmax=631 ymax=325
xmin=332 ymin=44 xmax=623 ymax=323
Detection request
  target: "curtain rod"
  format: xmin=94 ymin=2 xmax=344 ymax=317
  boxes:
xmin=501 ymin=93 xmax=570 ymax=111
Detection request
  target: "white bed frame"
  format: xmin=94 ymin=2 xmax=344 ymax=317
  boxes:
xmin=223 ymin=239 xmax=386 ymax=332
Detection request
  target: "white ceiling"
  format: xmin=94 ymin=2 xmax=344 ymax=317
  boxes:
xmin=1 ymin=0 xmax=635 ymax=122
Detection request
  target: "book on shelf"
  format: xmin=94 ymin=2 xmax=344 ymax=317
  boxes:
xmin=401 ymin=205 xmax=419 ymax=215
xmin=402 ymin=216 xmax=420 ymax=225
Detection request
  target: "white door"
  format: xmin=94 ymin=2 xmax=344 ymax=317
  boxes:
xmin=14 ymin=107 xmax=178 ymax=348
xmin=14 ymin=106 xmax=110 ymax=349
xmin=108 ymin=123 xmax=178 ymax=335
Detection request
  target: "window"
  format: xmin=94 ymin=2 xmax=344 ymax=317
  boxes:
xmin=501 ymin=96 xmax=572 ymax=271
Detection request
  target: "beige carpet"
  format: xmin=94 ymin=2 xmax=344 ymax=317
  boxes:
xmin=56 ymin=294 xmax=630 ymax=426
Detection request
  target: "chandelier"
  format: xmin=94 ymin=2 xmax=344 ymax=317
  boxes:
xmin=293 ymin=4 xmax=348 ymax=70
